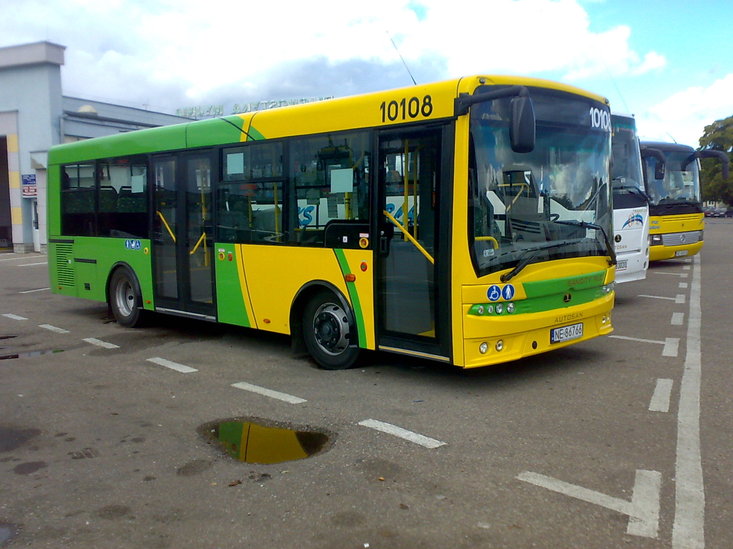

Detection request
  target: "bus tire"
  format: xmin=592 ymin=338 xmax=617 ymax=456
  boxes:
xmin=302 ymin=290 xmax=360 ymax=370
xmin=108 ymin=266 xmax=145 ymax=328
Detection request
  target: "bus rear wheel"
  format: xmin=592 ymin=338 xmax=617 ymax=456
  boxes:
xmin=108 ymin=267 xmax=145 ymax=328
xmin=303 ymin=291 xmax=360 ymax=370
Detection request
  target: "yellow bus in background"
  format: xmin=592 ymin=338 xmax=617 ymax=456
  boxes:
xmin=48 ymin=75 xmax=615 ymax=370
xmin=641 ymin=142 xmax=729 ymax=261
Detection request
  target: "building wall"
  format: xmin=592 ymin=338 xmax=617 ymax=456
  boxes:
xmin=0 ymin=41 xmax=190 ymax=253
xmin=0 ymin=42 xmax=64 ymax=252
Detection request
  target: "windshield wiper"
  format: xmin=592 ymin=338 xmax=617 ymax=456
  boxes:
xmin=551 ymin=220 xmax=617 ymax=266
xmin=500 ymin=240 xmax=577 ymax=283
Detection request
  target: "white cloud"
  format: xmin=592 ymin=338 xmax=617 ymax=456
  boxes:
xmin=0 ymin=0 xmax=664 ymax=110
xmin=637 ymin=73 xmax=733 ymax=147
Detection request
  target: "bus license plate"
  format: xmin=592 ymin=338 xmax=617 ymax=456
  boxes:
xmin=675 ymin=250 xmax=689 ymax=257
xmin=616 ymin=259 xmax=627 ymax=271
xmin=551 ymin=323 xmax=583 ymax=344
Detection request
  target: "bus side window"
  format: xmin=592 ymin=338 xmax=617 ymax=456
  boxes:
xmin=61 ymin=163 xmax=96 ymax=236
xmin=289 ymin=131 xmax=370 ymax=247
xmin=218 ymin=142 xmax=284 ymax=244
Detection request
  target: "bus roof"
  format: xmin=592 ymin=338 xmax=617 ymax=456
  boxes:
xmin=49 ymin=75 xmax=609 ymax=165
xmin=641 ymin=141 xmax=695 ymax=153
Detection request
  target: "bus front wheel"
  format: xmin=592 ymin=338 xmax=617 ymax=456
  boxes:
xmin=108 ymin=267 xmax=145 ymax=328
xmin=303 ymin=291 xmax=360 ymax=370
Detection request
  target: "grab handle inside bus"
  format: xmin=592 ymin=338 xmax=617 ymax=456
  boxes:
xmin=383 ymin=209 xmax=434 ymax=265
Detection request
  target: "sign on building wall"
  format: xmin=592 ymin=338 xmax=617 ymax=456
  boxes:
xmin=21 ymin=174 xmax=37 ymax=198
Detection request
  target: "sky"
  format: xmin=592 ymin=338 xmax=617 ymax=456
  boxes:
xmin=2 ymin=0 xmax=732 ymax=147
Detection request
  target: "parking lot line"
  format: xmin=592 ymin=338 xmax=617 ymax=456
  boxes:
xmin=649 ymin=379 xmax=673 ymax=412
xmin=39 ymin=324 xmax=69 ymax=334
xmin=83 ymin=337 xmax=120 ymax=349
xmin=1 ymin=313 xmax=27 ymax=320
xmin=358 ymin=419 xmax=446 ymax=449
xmin=673 ymin=255 xmax=704 ymax=548
xmin=146 ymin=357 xmax=198 ymax=374
xmin=231 ymin=381 xmax=306 ymax=404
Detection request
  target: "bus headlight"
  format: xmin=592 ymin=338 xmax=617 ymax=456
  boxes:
xmin=650 ymin=234 xmax=663 ymax=246
xmin=479 ymin=342 xmax=489 ymax=354
xmin=602 ymin=282 xmax=615 ymax=295
xmin=495 ymin=340 xmax=504 ymax=352
xmin=506 ymin=303 xmax=515 ymax=313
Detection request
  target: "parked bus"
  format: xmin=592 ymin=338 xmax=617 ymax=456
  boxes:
xmin=640 ymin=142 xmax=729 ymax=261
xmin=611 ymin=113 xmax=649 ymax=283
xmin=47 ymin=75 xmax=615 ymax=370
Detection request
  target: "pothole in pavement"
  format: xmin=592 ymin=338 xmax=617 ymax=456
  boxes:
xmin=199 ymin=418 xmax=331 ymax=464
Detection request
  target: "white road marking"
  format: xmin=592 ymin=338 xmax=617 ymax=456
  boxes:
xmin=663 ymin=338 xmax=680 ymax=357
xmin=675 ymin=294 xmax=686 ymax=304
xmin=19 ymin=287 xmax=50 ymax=294
xmin=609 ymin=335 xmax=679 ymax=357
xmin=682 ymin=265 xmax=691 ymax=271
xmin=358 ymin=419 xmax=446 ymax=449
xmin=655 ymin=272 xmax=688 ymax=277
xmin=517 ymin=470 xmax=661 ymax=538
xmin=146 ymin=357 xmax=197 ymax=374
xmin=649 ymin=379 xmax=674 ymax=412
xmin=39 ymin=324 xmax=69 ymax=334
xmin=610 ymin=335 xmax=665 ymax=345
xmin=671 ymin=312 xmax=684 ymax=326
xmin=673 ymin=255 xmax=704 ymax=548
xmin=638 ymin=294 xmax=676 ymax=301
xmin=679 ymin=282 xmax=689 ymax=289
xmin=0 ymin=256 xmax=31 ymax=262
xmin=17 ymin=262 xmax=48 ymax=267
xmin=83 ymin=337 xmax=119 ymax=349
xmin=231 ymin=381 xmax=306 ymax=404
xmin=2 ymin=313 xmax=27 ymax=320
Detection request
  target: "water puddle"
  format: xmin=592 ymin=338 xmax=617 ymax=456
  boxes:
xmin=0 ymin=523 xmax=18 ymax=546
xmin=199 ymin=419 xmax=330 ymax=464
xmin=0 ymin=349 xmax=64 ymax=360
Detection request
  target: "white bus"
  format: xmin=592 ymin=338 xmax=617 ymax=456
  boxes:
xmin=611 ymin=113 xmax=649 ymax=283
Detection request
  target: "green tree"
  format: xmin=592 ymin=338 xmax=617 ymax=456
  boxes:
xmin=698 ymin=115 xmax=733 ymax=204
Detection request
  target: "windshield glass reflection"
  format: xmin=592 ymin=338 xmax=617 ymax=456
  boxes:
xmin=644 ymin=151 xmax=701 ymax=206
xmin=469 ymin=89 xmax=613 ymax=277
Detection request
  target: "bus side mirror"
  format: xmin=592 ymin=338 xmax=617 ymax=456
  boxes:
xmin=510 ymin=95 xmax=535 ymax=153
xmin=641 ymin=147 xmax=666 ymax=181
xmin=690 ymin=150 xmax=730 ymax=180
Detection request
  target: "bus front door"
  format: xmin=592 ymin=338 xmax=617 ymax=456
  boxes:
xmin=152 ymin=153 xmax=216 ymax=319
xmin=377 ymin=129 xmax=449 ymax=362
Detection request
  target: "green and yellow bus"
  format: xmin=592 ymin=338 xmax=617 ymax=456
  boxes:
xmin=640 ymin=141 xmax=729 ymax=261
xmin=48 ymin=75 xmax=615 ymax=370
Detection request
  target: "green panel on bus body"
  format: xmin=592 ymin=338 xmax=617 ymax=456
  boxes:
xmin=48 ymin=124 xmax=189 ymax=165
xmin=467 ymin=271 xmax=609 ymax=317
xmin=50 ymin=237 xmax=154 ymax=310
xmin=185 ymin=116 xmax=252 ymax=148
xmin=214 ymin=243 xmax=249 ymax=327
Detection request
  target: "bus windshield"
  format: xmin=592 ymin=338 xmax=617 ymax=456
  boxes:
xmin=468 ymin=89 xmax=613 ymax=278
xmin=644 ymin=150 xmax=701 ymax=207
xmin=611 ymin=115 xmax=644 ymax=193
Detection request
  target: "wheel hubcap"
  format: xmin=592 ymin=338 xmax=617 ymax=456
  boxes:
xmin=312 ymin=303 xmax=350 ymax=356
xmin=115 ymin=280 xmax=134 ymax=317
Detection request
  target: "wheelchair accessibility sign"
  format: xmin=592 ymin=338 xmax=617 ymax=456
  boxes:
xmin=487 ymin=284 xmax=515 ymax=302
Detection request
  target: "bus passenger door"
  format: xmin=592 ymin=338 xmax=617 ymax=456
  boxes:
xmin=376 ymin=129 xmax=449 ymax=361
xmin=152 ymin=153 xmax=216 ymax=319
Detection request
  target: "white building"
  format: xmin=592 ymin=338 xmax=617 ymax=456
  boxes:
xmin=0 ymin=41 xmax=190 ymax=253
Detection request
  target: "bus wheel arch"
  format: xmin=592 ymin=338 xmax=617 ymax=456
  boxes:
xmin=291 ymin=282 xmax=360 ymax=370
xmin=107 ymin=263 xmax=146 ymax=328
